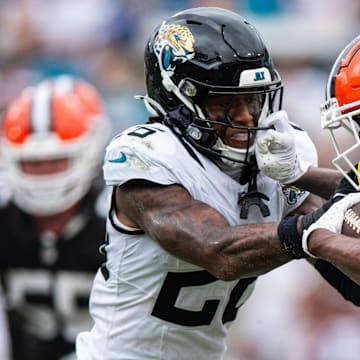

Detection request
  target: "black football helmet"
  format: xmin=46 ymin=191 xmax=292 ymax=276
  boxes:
xmin=141 ymin=7 xmax=283 ymax=167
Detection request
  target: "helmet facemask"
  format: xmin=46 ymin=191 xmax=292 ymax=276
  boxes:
xmin=321 ymin=98 xmax=360 ymax=190
xmin=1 ymin=75 xmax=111 ymax=215
xmin=203 ymin=89 xmax=282 ymax=169
xmin=148 ymin=79 xmax=283 ymax=170
xmin=321 ymin=34 xmax=360 ymax=191
xmin=4 ymin=124 xmax=107 ymax=215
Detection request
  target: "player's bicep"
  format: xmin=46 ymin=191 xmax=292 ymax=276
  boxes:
xmin=114 ymin=179 xmax=228 ymax=253
xmin=115 ymin=180 xmax=192 ymax=228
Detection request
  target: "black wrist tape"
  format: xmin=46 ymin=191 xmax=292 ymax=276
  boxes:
xmin=277 ymin=215 xmax=309 ymax=259
xmin=301 ymin=199 xmax=333 ymax=230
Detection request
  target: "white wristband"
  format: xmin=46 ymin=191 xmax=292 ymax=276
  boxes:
xmin=302 ymin=226 xmax=320 ymax=258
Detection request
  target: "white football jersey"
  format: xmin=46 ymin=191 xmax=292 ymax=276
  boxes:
xmin=80 ymin=123 xmax=316 ymax=360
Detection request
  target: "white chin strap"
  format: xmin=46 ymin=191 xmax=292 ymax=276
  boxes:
xmin=212 ymin=138 xmax=254 ymax=169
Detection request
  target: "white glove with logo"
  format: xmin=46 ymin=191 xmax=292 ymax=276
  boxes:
xmin=255 ymin=110 xmax=310 ymax=184
xmin=302 ymin=192 xmax=360 ymax=257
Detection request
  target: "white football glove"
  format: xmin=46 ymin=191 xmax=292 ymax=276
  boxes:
xmin=302 ymin=193 xmax=360 ymax=257
xmin=255 ymin=110 xmax=310 ymax=184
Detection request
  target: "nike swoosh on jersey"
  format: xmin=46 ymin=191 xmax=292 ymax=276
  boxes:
xmin=108 ymin=152 xmax=127 ymax=163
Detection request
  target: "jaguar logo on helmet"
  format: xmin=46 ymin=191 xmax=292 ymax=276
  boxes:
xmin=153 ymin=22 xmax=195 ymax=78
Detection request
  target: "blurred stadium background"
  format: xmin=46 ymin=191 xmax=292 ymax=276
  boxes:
xmin=1 ymin=1 xmax=360 ymax=359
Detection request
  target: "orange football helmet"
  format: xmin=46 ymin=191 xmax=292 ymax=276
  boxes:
xmin=320 ymin=35 xmax=360 ymax=190
xmin=1 ymin=75 xmax=111 ymax=214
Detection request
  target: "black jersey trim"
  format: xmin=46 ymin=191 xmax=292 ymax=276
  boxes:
xmin=289 ymin=122 xmax=304 ymax=132
xmin=109 ymin=188 xmax=145 ymax=235
xmin=173 ymin=132 xmax=205 ymax=168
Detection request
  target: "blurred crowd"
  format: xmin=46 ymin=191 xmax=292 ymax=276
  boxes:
xmin=1 ymin=0 xmax=360 ymax=359
xmin=1 ymin=0 xmax=360 ymax=139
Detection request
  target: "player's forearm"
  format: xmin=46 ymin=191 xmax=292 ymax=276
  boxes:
xmin=206 ymin=222 xmax=291 ymax=280
xmin=307 ymin=228 xmax=360 ymax=285
xmin=291 ymin=166 xmax=342 ymax=199
xmin=118 ymin=182 xmax=292 ymax=281
xmin=152 ymin=217 xmax=291 ymax=281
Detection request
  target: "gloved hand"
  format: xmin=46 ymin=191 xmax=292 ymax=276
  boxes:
xmin=255 ymin=110 xmax=310 ymax=184
xmin=302 ymin=192 xmax=360 ymax=257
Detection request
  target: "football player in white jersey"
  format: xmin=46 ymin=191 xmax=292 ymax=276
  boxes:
xmin=256 ymin=35 xmax=360 ymax=289
xmin=76 ymin=7 xmax=360 ymax=360
xmin=0 ymin=75 xmax=111 ymax=360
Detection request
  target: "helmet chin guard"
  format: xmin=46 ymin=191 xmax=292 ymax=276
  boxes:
xmin=212 ymin=138 xmax=255 ymax=169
